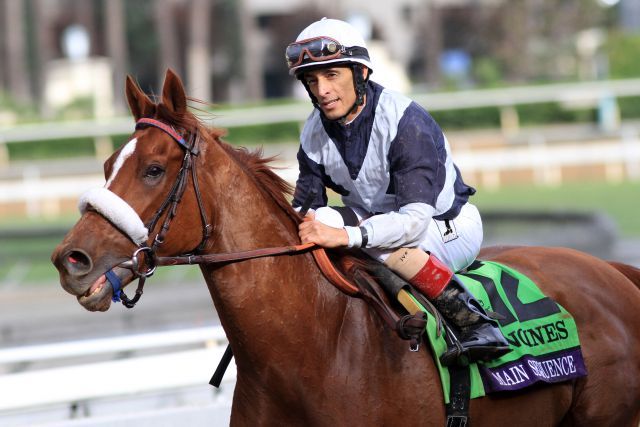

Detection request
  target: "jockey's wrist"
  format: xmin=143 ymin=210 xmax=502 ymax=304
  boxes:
xmin=359 ymin=226 xmax=369 ymax=248
xmin=344 ymin=226 xmax=362 ymax=248
xmin=344 ymin=225 xmax=369 ymax=248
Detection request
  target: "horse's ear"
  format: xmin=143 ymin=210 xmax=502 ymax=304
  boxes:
xmin=161 ymin=68 xmax=187 ymax=114
xmin=125 ymin=75 xmax=154 ymax=121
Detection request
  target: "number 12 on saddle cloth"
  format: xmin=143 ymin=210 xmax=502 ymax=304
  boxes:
xmin=414 ymin=260 xmax=587 ymax=402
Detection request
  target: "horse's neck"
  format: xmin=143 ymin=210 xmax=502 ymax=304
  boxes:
xmin=199 ymin=142 xmax=341 ymax=355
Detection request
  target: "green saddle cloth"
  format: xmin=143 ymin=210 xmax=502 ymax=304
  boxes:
xmin=415 ymin=260 xmax=587 ymax=402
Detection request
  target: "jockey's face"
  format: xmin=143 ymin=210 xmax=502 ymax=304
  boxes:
xmin=303 ymin=66 xmax=363 ymax=122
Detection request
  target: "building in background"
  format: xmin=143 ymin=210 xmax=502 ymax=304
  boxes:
xmin=0 ymin=0 xmax=632 ymax=118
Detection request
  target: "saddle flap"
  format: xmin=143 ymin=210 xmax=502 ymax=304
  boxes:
xmin=310 ymin=248 xmax=361 ymax=296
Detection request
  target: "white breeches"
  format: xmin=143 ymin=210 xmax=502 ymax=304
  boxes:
xmin=364 ymin=203 xmax=483 ymax=273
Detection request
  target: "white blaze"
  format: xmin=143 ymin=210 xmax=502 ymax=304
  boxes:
xmin=77 ymin=137 xmax=149 ymax=245
xmin=106 ymin=138 xmax=137 ymax=188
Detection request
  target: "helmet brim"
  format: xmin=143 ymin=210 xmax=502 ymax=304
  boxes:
xmin=290 ymin=57 xmax=373 ymax=76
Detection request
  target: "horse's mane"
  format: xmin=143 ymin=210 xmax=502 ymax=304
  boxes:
xmin=220 ymin=142 xmax=301 ymax=225
xmin=155 ymin=97 xmax=300 ymax=226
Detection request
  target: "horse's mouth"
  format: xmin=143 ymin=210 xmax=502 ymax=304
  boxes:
xmin=84 ymin=274 xmax=107 ymax=298
xmin=77 ymin=274 xmax=113 ymax=311
xmin=77 ymin=270 xmax=132 ymax=311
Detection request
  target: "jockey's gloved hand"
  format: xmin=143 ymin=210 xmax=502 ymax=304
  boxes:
xmin=314 ymin=206 xmax=345 ymax=228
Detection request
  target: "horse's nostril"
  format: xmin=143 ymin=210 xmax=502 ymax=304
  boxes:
xmin=63 ymin=249 xmax=94 ymax=276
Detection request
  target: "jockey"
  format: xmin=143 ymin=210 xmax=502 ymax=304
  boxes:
xmin=287 ymin=17 xmax=510 ymax=365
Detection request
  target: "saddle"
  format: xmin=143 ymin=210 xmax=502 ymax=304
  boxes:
xmin=316 ymin=247 xmax=448 ymax=352
xmin=319 ymin=249 xmax=588 ymax=392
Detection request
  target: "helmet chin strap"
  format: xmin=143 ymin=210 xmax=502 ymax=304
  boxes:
xmin=298 ymin=64 xmax=371 ymax=124
xmin=338 ymin=63 xmax=370 ymax=124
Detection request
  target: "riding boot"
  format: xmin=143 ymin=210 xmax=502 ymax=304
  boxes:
xmin=384 ymin=249 xmax=511 ymax=366
xmin=431 ymin=275 xmax=512 ymax=366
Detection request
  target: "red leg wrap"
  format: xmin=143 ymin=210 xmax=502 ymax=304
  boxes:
xmin=409 ymin=255 xmax=453 ymax=299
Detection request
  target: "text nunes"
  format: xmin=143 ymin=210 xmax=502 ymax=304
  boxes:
xmin=505 ymin=319 xmax=568 ymax=348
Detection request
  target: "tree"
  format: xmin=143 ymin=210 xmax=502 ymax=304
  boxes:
xmin=187 ymin=0 xmax=212 ymax=101
xmin=105 ymin=0 xmax=128 ymax=113
xmin=154 ymin=0 xmax=182 ymax=85
xmin=3 ymin=0 xmax=31 ymax=103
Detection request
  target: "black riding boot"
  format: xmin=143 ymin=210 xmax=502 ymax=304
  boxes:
xmin=433 ymin=276 xmax=511 ymax=366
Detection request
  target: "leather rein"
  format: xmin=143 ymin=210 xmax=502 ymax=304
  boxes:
xmin=112 ymin=118 xmax=357 ymax=308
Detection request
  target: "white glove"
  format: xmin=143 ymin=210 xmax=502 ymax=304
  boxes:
xmin=314 ymin=206 xmax=345 ymax=228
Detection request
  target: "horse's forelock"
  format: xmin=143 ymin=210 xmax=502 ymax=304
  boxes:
xmin=155 ymin=103 xmax=199 ymax=133
xmin=152 ymin=98 xmax=226 ymax=143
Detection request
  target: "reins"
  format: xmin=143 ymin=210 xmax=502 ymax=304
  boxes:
xmin=115 ymin=242 xmax=319 ymax=308
xmin=149 ymin=242 xmax=317 ymax=267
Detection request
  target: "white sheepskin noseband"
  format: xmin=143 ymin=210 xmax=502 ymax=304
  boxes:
xmin=78 ymin=187 xmax=149 ymax=246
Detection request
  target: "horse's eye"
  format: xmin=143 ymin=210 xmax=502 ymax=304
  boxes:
xmin=145 ymin=165 xmax=165 ymax=178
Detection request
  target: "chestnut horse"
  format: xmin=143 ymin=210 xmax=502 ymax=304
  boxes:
xmin=52 ymin=70 xmax=640 ymax=426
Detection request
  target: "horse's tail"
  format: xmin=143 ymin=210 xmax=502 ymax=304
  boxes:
xmin=609 ymin=261 xmax=640 ymax=291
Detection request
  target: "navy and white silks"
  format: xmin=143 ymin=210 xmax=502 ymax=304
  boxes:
xmin=292 ymin=81 xmax=483 ymax=272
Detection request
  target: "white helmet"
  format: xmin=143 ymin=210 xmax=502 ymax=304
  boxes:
xmin=286 ymin=18 xmax=373 ymax=76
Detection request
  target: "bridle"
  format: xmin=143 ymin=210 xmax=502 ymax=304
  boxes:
xmin=108 ymin=117 xmax=318 ymax=308
xmin=101 ymin=117 xmax=209 ymax=307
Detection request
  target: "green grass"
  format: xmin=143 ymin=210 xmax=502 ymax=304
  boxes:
xmin=472 ymin=181 xmax=640 ymax=236
xmin=224 ymin=122 xmax=300 ymax=146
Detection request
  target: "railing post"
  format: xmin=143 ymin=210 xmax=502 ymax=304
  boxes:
xmin=622 ymin=125 xmax=640 ymax=180
xmin=23 ymin=166 xmax=41 ymax=218
xmin=529 ymin=133 xmax=561 ymax=186
xmin=0 ymin=137 xmax=8 ymax=166
xmin=94 ymin=134 xmax=113 ymax=161
xmin=500 ymin=105 xmax=519 ymax=137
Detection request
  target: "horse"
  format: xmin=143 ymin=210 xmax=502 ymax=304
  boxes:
xmin=51 ymin=69 xmax=640 ymax=426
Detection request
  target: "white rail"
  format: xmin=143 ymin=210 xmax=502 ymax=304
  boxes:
xmin=0 ymin=346 xmax=235 ymax=412
xmin=0 ymin=325 xmax=227 ymax=365
xmin=455 ymin=126 xmax=640 ymax=187
xmin=3 ymin=78 xmax=640 ymax=145
xmin=0 ymin=326 xmax=233 ymax=413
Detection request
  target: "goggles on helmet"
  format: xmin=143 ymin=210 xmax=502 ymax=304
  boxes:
xmin=286 ymin=36 xmax=368 ymax=69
